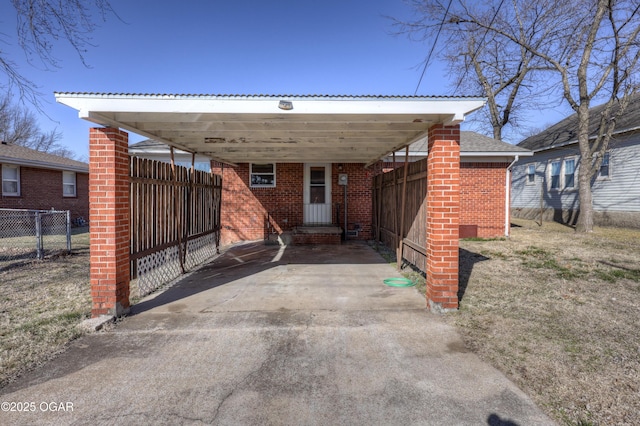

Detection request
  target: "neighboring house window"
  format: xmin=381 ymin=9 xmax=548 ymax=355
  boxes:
xmin=564 ymin=159 xmax=575 ymax=189
xmin=2 ymin=165 xmax=20 ymax=196
xmin=250 ymin=163 xmax=276 ymax=187
xmin=550 ymin=160 xmax=561 ymax=190
xmin=526 ymin=164 xmax=536 ymax=184
xmin=62 ymin=171 xmax=77 ymax=197
xmin=598 ymin=152 xmax=610 ymax=178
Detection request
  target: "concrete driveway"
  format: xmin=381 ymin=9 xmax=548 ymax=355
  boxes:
xmin=1 ymin=242 xmax=554 ymax=425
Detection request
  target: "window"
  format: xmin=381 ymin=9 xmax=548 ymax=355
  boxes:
xmin=250 ymin=163 xmax=276 ymax=188
xmin=526 ymin=164 xmax=536 ymax=184
xmin=598 ymin=152 xmax=610 ymax=178
xmin=548 ymin=157 xmax=578 ymax=190
xmin=2 ymin=165 xmax=20 ymax=196
xmin=564 ymin=159 xmax=575 ymax=188
xmin=62 ymin=171 xmax=77 ymax=197
xmin=550 ymin=160 xmax=561 ymax=190
xmin=309 ymin=166 xmax=326 ymax=203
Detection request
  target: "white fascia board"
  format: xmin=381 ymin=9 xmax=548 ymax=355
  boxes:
xmin=389 ymin=151 xmax=532 ymax=158
xmin=461 ymin=155 xmax=521 ymax=163
xmin=55 ymin=93 xmax=486 ymax=118
xmin=461 ymin=151 xmax=533 ymax=157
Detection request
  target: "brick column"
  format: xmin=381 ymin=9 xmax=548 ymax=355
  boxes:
xmin=89 ymin=128 xmax=130 ymax=317
xmin=426 ymin=124 xmax=460 ymax=312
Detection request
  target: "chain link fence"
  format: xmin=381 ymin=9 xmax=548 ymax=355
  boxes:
xmin=0 ymin=209 xmax=72 ymax=267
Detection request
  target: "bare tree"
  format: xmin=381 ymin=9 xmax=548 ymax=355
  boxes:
xmin=1 ymin=0 xmax=115 ymax=106
xmin=464 ymin=0 xmax=639 ymax=232
xmin=0 ymin=93 xmax=72 ymax=158
xmin=395 ymin=0 xmax=551 ymax=141
xmin=401 ymin=0 xmax=640 ymax=232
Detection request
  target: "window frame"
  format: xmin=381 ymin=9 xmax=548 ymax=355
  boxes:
xmin=597 ymin=151 xmax=611 ymax=180
xmin=1 ymin=164 xmax=20 ymax=196
xmin=62 ymin=171 xmax=77 ymax=197
xmin=548 ymin=157 xmax=578 ymax=191
xmin=549 ymin=160 xmax=562 ymax=191
xmin=249 ymin=163 xmax=276 ymax=188
xmin=563 ymin=158 xmax=576 ymax=189
xmin=526 ymin=164 xmax=536 ymax=185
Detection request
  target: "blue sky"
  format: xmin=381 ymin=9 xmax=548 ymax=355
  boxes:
xmin=0 ymin=0 xmax=570 ymax=159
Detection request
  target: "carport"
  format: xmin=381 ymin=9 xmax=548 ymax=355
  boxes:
xmin=55 ymin=93 xmax=485 ymax=316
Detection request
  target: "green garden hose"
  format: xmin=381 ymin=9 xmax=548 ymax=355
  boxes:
xmin=383 ymin=277 xmax=415 ymax=287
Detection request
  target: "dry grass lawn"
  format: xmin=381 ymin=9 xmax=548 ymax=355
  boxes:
xmin=448 ymin=218 xmax=640 ymax=426
xmin=0 ymin=229 xmax=92 ymax=388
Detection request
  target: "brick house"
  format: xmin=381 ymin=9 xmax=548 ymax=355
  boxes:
xmin=0 ymin=142 xmax=89 ymax=221
xmin=54 ymin=93 xmax=497 ymax=313
xmin=385 ymin=131 xmax=532 ymax=238
xmin=131 ymin=131 xmax=531 ymax=244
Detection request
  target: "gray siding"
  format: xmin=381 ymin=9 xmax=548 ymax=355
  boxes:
xmin=511 ymin=133 xmax=640 ymax=214
xmin=591 ymin=134 xmax=640 ymax=212
xmin=511 ymin=146 xmax=580 ymax=211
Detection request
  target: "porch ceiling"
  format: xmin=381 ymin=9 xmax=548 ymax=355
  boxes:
xmin=55 ymin=93 xmax=486 ymax=165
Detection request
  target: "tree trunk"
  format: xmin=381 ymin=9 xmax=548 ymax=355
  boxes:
xmin=576 ymin=166 xmax=594 ymax=232
xmin=492 ymin=125 xmax=502 ymax=141
xmin=575 ymin=104 xmax=594 ymax=232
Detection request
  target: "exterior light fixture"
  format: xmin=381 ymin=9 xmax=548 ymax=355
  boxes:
xmin=278 ymin=100 xmax=293 ymax=110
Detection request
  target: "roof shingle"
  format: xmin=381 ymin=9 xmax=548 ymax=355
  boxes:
xmin=0 ymin=142 xmax=88 ymax=172
xmin=518 ymin=94 xmax=640 ymax=151
xmin=409 ymin=131 xmax=531 ymax=154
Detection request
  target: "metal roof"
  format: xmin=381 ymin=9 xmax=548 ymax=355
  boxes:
xmin=0 ymin=142 xmax=88 ymax=173
xmin=55 ymin=93 xmax=486 ymax=166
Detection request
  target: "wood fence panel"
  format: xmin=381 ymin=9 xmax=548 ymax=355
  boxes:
xmin=372 ymin=159 xmax=427 ymax=273
xmin=129 ymin=156 xmax=222 ymax=280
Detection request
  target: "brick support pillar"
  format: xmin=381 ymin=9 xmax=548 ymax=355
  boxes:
xmin=89 ymin=128 xmax=130 ymax=317
xmin=426 ymin=124 xmax=460 ymax=312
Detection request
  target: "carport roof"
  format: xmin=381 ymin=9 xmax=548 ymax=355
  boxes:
xmin=55 ymin=93 xmax=485 ymax=165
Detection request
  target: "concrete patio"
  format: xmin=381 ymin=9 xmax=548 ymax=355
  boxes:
xmin=0 ymin=242 xmax=554 ymax=425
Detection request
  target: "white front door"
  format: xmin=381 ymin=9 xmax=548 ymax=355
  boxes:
xmin=303 ymin=163 xmax=332 ymax=224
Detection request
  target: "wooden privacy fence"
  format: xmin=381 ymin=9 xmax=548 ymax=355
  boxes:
xmin=372 ymin=157 xmax=427 ymax=273
xmin=130 ymin=155 xmax=222 ymax=296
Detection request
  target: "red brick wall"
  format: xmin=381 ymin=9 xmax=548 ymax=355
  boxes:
xmin=212 ymin=163 xmax=303 ymax=245
xmin=332 ymin=163 xmax=372 ymax=240
xmin=0 ymin=165 xmax=89 ymax=221
xmin=213 ymin=162 xmax=373 ymax=245
xmin=425 ymin=124 xmax=460 ymax=311
xmin=89 ymin=128 xmax=130 ymax=317
xmin=460 ymin=162 xmax=509 ymax=238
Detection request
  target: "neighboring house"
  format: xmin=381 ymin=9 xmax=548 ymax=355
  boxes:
xmin=511 ymin=95 xmax=640 ymax=228
xmin=0 ymin=141 xmax=89 ymax=221
xmin=131 ymin=131 xmax=531 ymax=243
xmin=129 ymin=139 xmax=212 ymax=172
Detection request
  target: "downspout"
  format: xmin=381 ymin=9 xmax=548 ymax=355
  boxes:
xmin=505 ymin=155 xmax=519 ymax=237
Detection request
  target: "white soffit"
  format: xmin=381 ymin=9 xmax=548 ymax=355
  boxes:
xmin=55 ymin=93 xmax=486 ymax=165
